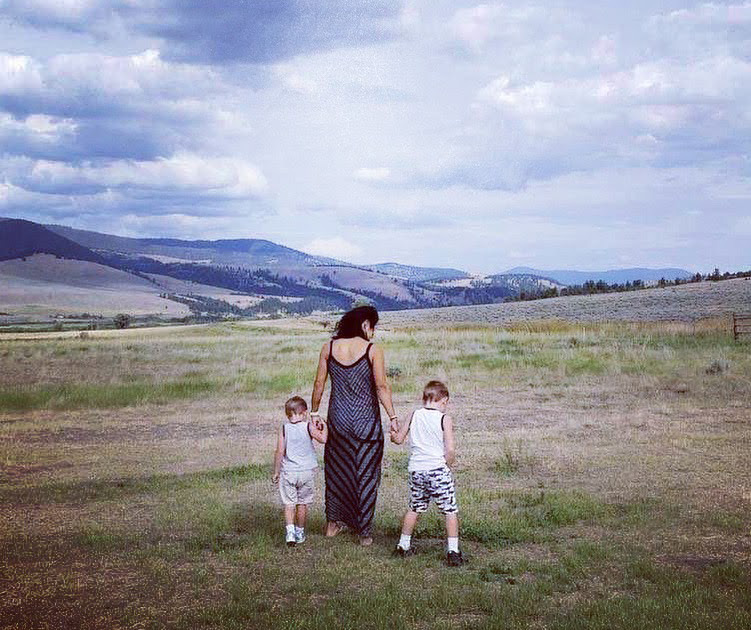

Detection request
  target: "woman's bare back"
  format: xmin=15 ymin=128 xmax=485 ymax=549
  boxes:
xmin=329 ymin=337 xmax=371 ymax=366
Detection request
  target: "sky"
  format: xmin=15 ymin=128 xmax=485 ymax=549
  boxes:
xmin=0 ymin=1 xmax=749 ymax=274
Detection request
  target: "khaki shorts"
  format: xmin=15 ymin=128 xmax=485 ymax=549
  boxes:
xmin=279 ymin=469 xmax=315 ymax=506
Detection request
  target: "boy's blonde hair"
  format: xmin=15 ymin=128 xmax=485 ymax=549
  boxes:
xmin=284 ymin=396 xmax=308 ymax=418
xmin=422 ymin=380 xmax=449 ymax=404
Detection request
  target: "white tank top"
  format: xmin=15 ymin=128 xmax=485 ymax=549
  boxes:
xmin=281 ymin=421 xmax=318 ymax=472
xmin=408 ymin=408 xmax=446 ymax=472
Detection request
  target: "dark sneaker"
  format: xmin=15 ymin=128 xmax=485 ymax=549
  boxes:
xmin=446 ymin=551 xmax=464 ymax=567
xmin=393 ymin=545 xmax=415 ymax=558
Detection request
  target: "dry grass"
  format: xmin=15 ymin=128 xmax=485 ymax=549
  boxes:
xmin=1 ymin=316 xmax=749 ymax=629
xmin=382 ymin=277 xmax=751 ymax=326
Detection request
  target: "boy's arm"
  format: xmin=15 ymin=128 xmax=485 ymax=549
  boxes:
xmin=272 ymin=426 xmax=285 ymax=483
xmin=308 ymin=420 xmax=328 ymax=444
xmin=390 ymin=410 xmax=414 ymax=445
xmin=443 ymin=414 xmax=456 ymax=468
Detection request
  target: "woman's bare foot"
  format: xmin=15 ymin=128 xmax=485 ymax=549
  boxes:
xmin=359 ymin=536 xmax=373 ymax=547
xmin=325 ymin=521 xmax=344 ymax=537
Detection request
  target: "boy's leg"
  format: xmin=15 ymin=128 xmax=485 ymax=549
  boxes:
xmin=445 ymin=513 xmax=458 ymax=538
xmin=401 ymin=509 xmax=419 ymax=536
xmin=294 ymin=504 xmax=308 ymax=544
xmin=397 ymin=470 xmax=429 ymax=552
xmin=283 ymin=505 xmax=296 ymax=526
xmin=445 ymin=513 xmax=459 ymax=553
xmin=295 ymin=471 xmax=313 ymax=543
xmin=431 ymin=467 xmax=461 ymax=562
xmin=295 ymin=503 xmax=308 ymax=528
xmin=283 ymin=505 xmax=296 ymax=546
xmin=279 ymin=472 xmax=298 ymax=546
xmin=396 ymin=510 xmax=419 ymax=552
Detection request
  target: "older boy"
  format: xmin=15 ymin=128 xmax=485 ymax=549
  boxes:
xmin=390 ymin=380 xmax=462 ymax=566
xmin=272 ymin=396 xmax=327 ymax=546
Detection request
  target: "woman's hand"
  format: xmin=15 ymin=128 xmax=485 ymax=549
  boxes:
xmin=272 ymin=471 xmax=279 ymax=484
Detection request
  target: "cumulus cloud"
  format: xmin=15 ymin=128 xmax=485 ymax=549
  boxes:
xmin=0 ymin=49 xmax=222 ymax=119
xmin=304 ymin=237 xmax=363 ymax=261
xmin=450 ymin=3 xmax=574 ymax=52
xmin=651 ymin=2 xmax=751 ymax=27
xmin=2 ymin=152 xmax=265 ymax=203
xmin=354 ymin=167 xmax=391 ymax=182
xmin=1 ymin=0 xmax=407 ymax=64
xmin=0 ymin=0 xmax=110 ymax=31
xmin=0 ymin=0 xmax=749 ymax=270
xmin=0 ymin=113 xmax=78 ymax=159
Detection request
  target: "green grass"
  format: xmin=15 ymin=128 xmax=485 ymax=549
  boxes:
xmin=492 ymin=438 xmax=535 ymax=476
xmin=0 ymin=378 xmax=219 ymax=411
xmin=240 ymin=368 xmax=308 ymax=395
xmin=2 ymin=319 xmax=750 ymax=629
xmin=1 ymin=463 xmax=271 ymax=504
xmin=553 ymin=557 xmax=751 ymax=630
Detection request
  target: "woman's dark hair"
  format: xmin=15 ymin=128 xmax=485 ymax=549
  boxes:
xmin=333 ymin=305 xmax=379 ymax=340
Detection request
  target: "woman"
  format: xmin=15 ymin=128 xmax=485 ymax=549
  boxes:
xmin=311 ymin=305 xmax=398 ymax=546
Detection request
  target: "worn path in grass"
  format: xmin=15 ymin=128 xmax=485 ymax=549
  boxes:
xmin=1 ymin=319 xmax=750 ymax=629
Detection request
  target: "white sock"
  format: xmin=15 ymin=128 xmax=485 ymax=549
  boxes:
xmin=286 ymin=524 xmax=295 ymax=538
xmin=398 ymin=534 xmax=412 ymax=550
xmin=295 ymin=526 xmax=304 ymax=536
xmin=447 ymin=537 xmax=459 ymax=553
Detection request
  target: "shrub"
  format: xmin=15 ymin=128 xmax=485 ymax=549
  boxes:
xmin=387 ymin=366 xmax=403 ymax=379
xmin=114 ymin=313 xmax=131 ymax=329
xmin=705 ymin=359 xmax=730 ymax=374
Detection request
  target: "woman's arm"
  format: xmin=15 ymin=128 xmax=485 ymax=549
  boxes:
xmin=443 ymin=414 xmax=456 ymax=468
xmin=370 ymin=344 xmax=397 ymax=430
xmin=390 ymin=410 xmax=414 ymax=444
xmin=272 ymin=426 xmax=285 ymax=482
xmin=311 ymin=342 xmax=330 ymax=415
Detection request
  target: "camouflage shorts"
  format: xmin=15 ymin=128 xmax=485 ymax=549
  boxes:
xmin=408 ymin=466 xmax=457 ymax=514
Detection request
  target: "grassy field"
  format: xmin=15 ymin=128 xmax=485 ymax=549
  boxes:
xmin=1 ymin=317 xmax=750 ymax=629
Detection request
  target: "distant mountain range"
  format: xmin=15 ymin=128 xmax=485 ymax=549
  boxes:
xmin=367 ymin=262 xmax=469 ymax=283
xmin=504 ymin=266 xmax=692 ymax=286
xmin=0 ymin=217 xmax=695 ymax=319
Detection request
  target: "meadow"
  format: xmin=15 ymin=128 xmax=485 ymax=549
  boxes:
xmin=1 ymin=315 xmax=750 ymax=629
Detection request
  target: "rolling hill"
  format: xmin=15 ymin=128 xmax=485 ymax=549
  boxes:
xmin=366 ymin=262 xmax=469 ymax=282
xmin=0 ymin=219 xmax=109 ymax=266
xmin=45 ymin=223 xmax=343 ymax=268
xmin=0 ymin=254 xmax=189 ymax=319
xmin=0 ymin=217 xmax=708 ymax=323
xmin=504 ymin=266 xmax=693 ymax=286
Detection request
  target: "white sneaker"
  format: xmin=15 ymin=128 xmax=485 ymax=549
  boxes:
xmin=295 ymin=530 xmax=306 ymax=544
xmin=286 ymin=531 xmax=296 ymax=547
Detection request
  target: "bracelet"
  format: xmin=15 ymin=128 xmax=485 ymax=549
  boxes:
xmin=311 ymin=411 xmax=320 ymax=416
xmin=389 ymin=415 xmax=398 ymax=420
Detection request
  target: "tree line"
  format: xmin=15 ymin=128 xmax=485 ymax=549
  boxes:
xmin=512 ymin=268 xmax=751 ymax=302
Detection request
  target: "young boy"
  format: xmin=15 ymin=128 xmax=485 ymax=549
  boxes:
xmin=390 ymin=380 xmax=463 ymax=566
xmin=272 ymin=396 xmax=327 ymax=546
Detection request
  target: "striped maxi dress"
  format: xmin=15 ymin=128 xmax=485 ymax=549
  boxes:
xmin=324 ymin=341 xmax=384 ymax=537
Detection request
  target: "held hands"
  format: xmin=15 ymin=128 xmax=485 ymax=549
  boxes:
xmin=311 ymin=411 xmax=325 ymax=432
xmin=389 ymin=415 xmax=399 ymax=442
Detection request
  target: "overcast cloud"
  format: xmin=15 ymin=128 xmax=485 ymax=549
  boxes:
xmin=0 ymin=0 xmax=748 ymax=272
